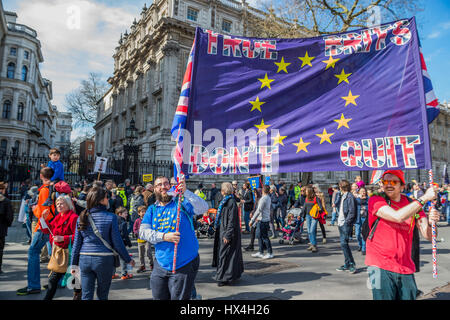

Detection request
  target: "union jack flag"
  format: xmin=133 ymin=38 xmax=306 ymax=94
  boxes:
xmin=171 ymin=41 xmax=195 ymax=181
xmin=420 ymin=46 xmax=439 ymax=123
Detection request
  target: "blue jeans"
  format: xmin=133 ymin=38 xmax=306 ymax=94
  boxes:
xmin=25 ymin=213 xmax=32 ymax=241
xmin=27 ymin=230 xmax=49 ymax=290
xmin=79 ymin=255 xmax=115 ymax=300
xmin=330 ymin=208 xmax=337 ymax=225
xmin=256 ymin=221 xmax=272 ymax=255
xmin=150 ymin=255 xmax=199 ymax=300
xmin=306 ymin=214 xmax=318 ymax=246
xmin=446 ymin=204 xmax=450 ymax=223
xmin=243 ymin=210 xmax=251 ymax=232
xmin=355 ymin=218 xmax=367 ymax=251
xmin=338 ymin=224 xmax=355 ymax=267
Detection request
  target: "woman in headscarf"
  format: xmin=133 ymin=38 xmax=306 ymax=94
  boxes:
xmin=214 ymin=182 xmax=244 ymax=287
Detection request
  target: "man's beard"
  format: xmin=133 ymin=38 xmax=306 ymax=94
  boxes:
xmin=156 ymin=191 xmax=173 ymax=203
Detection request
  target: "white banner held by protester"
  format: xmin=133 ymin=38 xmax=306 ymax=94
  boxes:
xmin=39 ymin=217 xmax=53 ymax=236
xmin=94 ymin=157 xmax=108 ymax=173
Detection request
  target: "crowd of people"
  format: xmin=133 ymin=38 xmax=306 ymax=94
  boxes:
xmin=0 ymin=148 xmax=449 ymax=300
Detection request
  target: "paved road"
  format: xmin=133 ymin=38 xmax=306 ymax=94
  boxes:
xmin=1 ymin=218 xmax=449 ymax=300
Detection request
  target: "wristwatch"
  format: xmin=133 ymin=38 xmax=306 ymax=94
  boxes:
xmin=416 ymin=198 xmax=426 ymax=206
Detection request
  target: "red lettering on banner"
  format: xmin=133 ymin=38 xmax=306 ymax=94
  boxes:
xmin=242 ymin=39 xmax=257 ymax=58
xmin=189 ymin=144 xmax=209 ymax=174
xmin=258 ymin=146 xmax=278 ymax=173
xmin=395 ymin=135 xmax=420 ymax=168
xmin=391 ymin=20 xmax=411 ymax=46
xmin=371 ymin=26 xmax=390 ymax=51
xmin=362 ymin=138 xmax=386 ymax=168
xmin=324 ymin=35 xmax=343 ymax=56
xmin=223 ymin=36 xmax=242 ymax=57
xmin=209 ymin=147 xmax=229 ymax=174
xmin=342 ymin=33 xmax=362 ymax=54
xmin=384 ymin=137 xmax=398 ymax=167
xmin=361 ymin=29 xmax=372 ymax=53
xmin=229 ymin=147 xmax=249 ymax=174
xmin=206 ymin=30 xmax=218 ymax=55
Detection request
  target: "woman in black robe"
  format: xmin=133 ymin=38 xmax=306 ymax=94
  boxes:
xmin=214 ymin=182 xmax=244 ymax=286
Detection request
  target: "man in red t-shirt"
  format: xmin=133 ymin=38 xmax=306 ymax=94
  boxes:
xmin=365 ymin=170 xmax=439 ymax=300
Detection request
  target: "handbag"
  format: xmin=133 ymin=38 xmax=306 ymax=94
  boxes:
xmin=48 ymin=241 xmax=70 ymax=273
xmin=61 ymin=238 xmax=72 ymax=287
xmin=87 ymin=215 xmax=120 ymax=268
xmin=308 ymin=198 xmax=321 ymax=219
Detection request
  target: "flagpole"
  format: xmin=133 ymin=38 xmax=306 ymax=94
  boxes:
xmin=428 ymin=169 xmax=438 ymax=279
xmin=172 ymin=123 xmax=183 ymax=274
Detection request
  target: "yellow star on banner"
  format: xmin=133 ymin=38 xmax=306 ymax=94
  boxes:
xmin=274 ymin=57 xmax=291 ymax=73
xmin=298 ymin=51 xmax=315 ymax=68
xmin=322 ymin=55 xmax=340 ymax=70
xmin=316 ymin=128 xmax=334 ymax=144
xmin=258 ymin=73 xmax=274 ymax=89
xmin=254 ymin=119 xmax=271 ymax=135
xmin=333 ymin=113 xmax=352 ymax=129
xmin=341 ymin=90 xmax=360 ymax=106
xmin=293 ymin=137 xmax=311 ymax=153
xmin=335 ymin=69 xmax=352 ymax=84
xmin=272 ymin=132 xmax=287 ymax=146
xmin=249 ymin=96 xmax=265 ymax=112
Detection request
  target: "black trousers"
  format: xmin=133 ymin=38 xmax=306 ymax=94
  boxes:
xmin=44 ymin=271 xmax=65 ymax=300
xmin=0 ymin=235 xmax=5 ymax=270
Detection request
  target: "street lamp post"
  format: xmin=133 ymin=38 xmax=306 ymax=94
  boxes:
xmin=123 ymin=119 xmax=140 ymax=184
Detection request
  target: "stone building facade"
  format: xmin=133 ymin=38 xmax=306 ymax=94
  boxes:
xmin=54 ymin=111 xmax=72 ymax=158
xmin=96 ymin=0 xmax=448 ymax=187
xmin=0 ymin=6 xmax=58 ymax=157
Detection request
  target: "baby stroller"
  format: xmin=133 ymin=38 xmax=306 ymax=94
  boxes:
xmin=196 ymin=208 xmax=216 ymax=239
xmin=279 ymin=208 xmax=305 ymax=245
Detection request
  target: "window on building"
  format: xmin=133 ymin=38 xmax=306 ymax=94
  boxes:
xmin=61 ymin=133 xmax=65 ymax=142
xmin=156 ymin=97 xmax=162 ymax=126
xmin=187 ymin=7 xmax=199 ymax=22
xmin=2 ymin=101 xmax=11 ymax=119
xmin=13 ymin=141 xmax=20 ymax=155
xmin=88 ymin=144 xmax=93 ymax=151
xmin=222 ymin=19 xmax=232 ymax=32
xmin=10 ymin=47 xmax=17 ymax=56
xmin=174 ymin=0 xmax=179 ymax=15
xmin=24 ymin=50 xmax=29 ymax=59
xmin=17 ymin=103 xmax=24 ymax=121
xmin=0 ymin=140 xmax=7 ymax=154
xmin=7 ymin=63 xmax=15 ymax=79
xmin=158 ymin=59 xmax=164 ymax=83
xmin=88 ymin=154 xmax=92 ymax=161
xmin=211 ymin=9 xmax=215 ymax=28
xmin=21 ymin=66 xmax=28 ymax=81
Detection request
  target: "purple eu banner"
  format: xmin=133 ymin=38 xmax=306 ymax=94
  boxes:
xmin=180 ymin=17 xmax=432 ymax=176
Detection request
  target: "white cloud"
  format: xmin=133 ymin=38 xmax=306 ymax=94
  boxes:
xmin=428 ymin=31 xmax=441 ymax=39
xmin=13 ymin=0 xmax=138 ymax=109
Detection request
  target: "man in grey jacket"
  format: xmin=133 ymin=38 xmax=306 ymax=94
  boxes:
xmin=249 ymin=185 xmax=273 ymax=259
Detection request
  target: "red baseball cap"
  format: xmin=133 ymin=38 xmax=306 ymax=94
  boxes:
xmin=382 ymin=170 xmax=405 ymax=185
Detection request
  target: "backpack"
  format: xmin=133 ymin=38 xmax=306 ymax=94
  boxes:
xmin=362 ymin=193 xmax=421 ymax=272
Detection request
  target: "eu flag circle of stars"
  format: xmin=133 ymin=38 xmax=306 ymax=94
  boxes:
xmin=250 ymin=50 xmax=359 ymax=155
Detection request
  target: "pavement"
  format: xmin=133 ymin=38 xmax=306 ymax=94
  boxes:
xmin=1 ymin=217 xmax=449 ymax=300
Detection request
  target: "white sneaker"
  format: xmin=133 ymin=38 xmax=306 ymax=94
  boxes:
xmin=262 ymin=253 xmax=274 ymax=259
xmin=251 ymin=252 xmax=264 ymax=258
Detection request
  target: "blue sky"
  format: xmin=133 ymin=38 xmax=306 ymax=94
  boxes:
xmin=4 ymin=0 xmax=450 ymax=139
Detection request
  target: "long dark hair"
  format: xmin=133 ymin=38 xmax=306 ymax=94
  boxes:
xmin=78 ymin=187 xmax=107 ymax=231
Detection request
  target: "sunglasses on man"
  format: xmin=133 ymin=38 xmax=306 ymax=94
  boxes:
xmin=381 ymin=180 xmax=401 ymax=186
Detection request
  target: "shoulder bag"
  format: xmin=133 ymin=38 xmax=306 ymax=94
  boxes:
xmin=88 ymin=215 xmax=120 ymax=268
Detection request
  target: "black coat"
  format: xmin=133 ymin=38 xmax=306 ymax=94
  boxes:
xmin=0 ymin=194 xmax=14 ymax=237
xmin=242 ymin=189 xmax=254 ymax=212
xmin=215 ymin=197 xmax=244 ymax=282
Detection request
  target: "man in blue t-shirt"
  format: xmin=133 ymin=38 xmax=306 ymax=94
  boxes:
xmin=139 ymin=176 xmax=208 ymax=300
xmin=42 ymin=148 xmax=64 ymax=207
